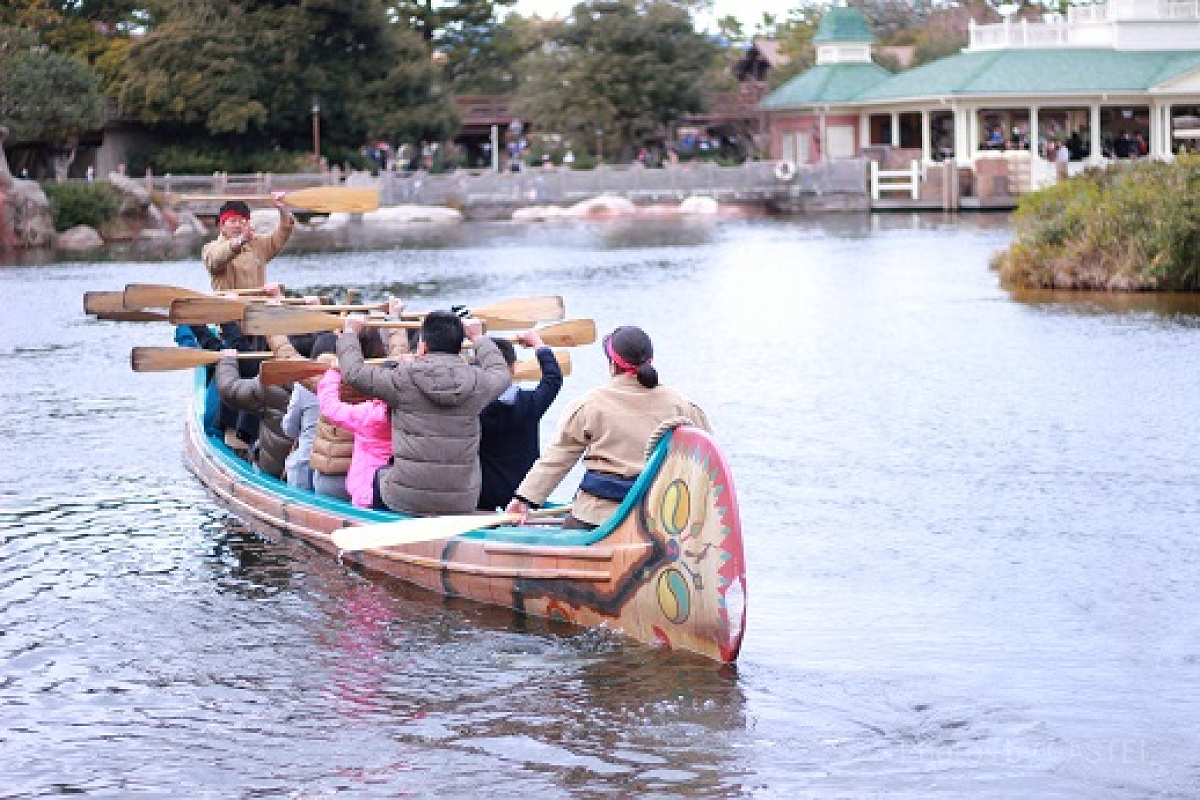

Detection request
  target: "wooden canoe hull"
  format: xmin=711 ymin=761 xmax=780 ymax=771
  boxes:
xmin=183 ymin=375 xmax=746 ymax=663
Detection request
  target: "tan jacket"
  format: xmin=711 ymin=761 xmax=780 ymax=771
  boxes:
xmin=201 ymin=212 xmax=294 ymax=291
xmin=514 ymin=374 xmax=711 ymax=526
xmin=310 ymin=418 xmax=354 ymax=475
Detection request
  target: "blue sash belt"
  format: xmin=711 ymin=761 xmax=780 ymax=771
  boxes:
xmin=579 ymin=471 xmax=637 ymax=502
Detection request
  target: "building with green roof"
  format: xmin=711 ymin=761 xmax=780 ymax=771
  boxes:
xmin=762 ymin=0 xmax=1200 ymax=197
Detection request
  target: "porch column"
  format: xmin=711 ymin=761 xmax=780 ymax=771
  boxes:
xmin=1089 ymin=103 xmax=1103 ymax=165
xmin=1029 ymin=106 xmax=1039 ymax=156
xmin=954 ymin=105 xmax=972 ymax=167
xmin=1155 ymin=103 xmax=1171 ymax=157
xmin=921 ymin=108 xmax=931 ymax=163
xmin=859 ymin=114 xmax=870 ymax=150
xmin=891 ymin=112 xmax=900 ymax=148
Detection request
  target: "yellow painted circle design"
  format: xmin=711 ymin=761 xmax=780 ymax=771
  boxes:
xmin=656 ymin=568 xmax=691 ymax=624
xmin=659 ymin=479 xmax=691 ymax=536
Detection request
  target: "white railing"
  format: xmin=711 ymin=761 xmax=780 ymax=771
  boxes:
xmin=970 ymin=0 xmax=1200 ymax=49
xmin=869 ymin=160 xmax=922 ymax=201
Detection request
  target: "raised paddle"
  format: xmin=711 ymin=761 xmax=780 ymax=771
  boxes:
xmin=258 ymin=349 xmax=572 ymax=387
xmin=83 ymin=291 xmax=127 ymax=315
xmin=123 ymin=283 xmax=270 ymax=310
xmin=510 ymin=319 xmax=595 ymax=347
xmin=331 ymin=506 xmax=572 ymax=552
xmin=170 ymin=297 xmax=388 ymax=326
xmin=94 ymin=310 xmax=171 ymax=322
xmin=130 ymin=347 xmax=273 ymax=372
xmin=242 ymin=303 xmax=540 ymax=336
xmin=169 ymin=186 xmax=380 ymax=214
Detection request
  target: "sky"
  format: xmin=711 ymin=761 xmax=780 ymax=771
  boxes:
xmin=509 ymin=0 xmax=790 ymax=35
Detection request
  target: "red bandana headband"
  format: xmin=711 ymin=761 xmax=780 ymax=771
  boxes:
xmin=605 ymin=336 xmax=648 ymax=376
xmin=219 ymin=210 xmax=250 ymax=227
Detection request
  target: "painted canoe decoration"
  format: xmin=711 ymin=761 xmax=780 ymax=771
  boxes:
xmin=183 ymin=370 xmax=747 ymax=663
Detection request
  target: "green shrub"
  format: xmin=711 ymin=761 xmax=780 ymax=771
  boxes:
xmin=40 ymin=182 xmax=120 ymax=231
xmin=993 ymin=155 xmax=1200 ymax=291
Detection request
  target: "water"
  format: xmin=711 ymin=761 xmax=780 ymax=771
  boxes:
xmin=2 ymin=214 xmax=1198 ymax=797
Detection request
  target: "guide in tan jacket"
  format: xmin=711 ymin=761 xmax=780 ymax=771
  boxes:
xmin=337 ymin=310 xmax=511 ymax=515
xmin=201 ymin=194 xmax=294 ymax=292
xmin=507 ymin=325 xmax=710 ymax=529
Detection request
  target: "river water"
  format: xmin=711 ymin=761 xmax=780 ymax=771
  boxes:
xmin=2 ymin=214 xmax=1198 ymax=798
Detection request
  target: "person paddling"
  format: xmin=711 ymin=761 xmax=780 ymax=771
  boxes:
xmin=506 ymin=325 xmax=710 ymax=530
xmin=202 ymin=192 xmax=294 ymax=292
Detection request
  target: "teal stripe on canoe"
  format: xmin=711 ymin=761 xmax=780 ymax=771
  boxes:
xmin=190 ymin=366 xmax=670 ymax=547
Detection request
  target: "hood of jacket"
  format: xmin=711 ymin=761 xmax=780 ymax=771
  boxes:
xmin=408 ymin=353 xmax=486 ymax=408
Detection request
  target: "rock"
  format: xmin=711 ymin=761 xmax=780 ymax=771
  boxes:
xmin=568 ymin=195 xmax=636 ymax=217
xmin=513 ymin=205 xmax=568 ymax=221
xmin=6 ymin=179 xmax=56 ymax=248
xmin=363 ymin=205 xmax=463 ymax=224
xmin=679 ymin=196 xmax=719 ymax=215
xmin=173 ymin=209 xmax=207 ymax=237
xmin=249 ymin=208 xmax=281 ymax=235
xmin=57 ymin=224 xmax=105 ymax=250
xmin=107 ymin=172 xmax=152 ymax=206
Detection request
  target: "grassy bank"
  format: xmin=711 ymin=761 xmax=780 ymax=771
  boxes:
xmin=992 ymin=154 xmax=1200 ymax=291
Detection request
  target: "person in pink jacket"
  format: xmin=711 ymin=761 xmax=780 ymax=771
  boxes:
xmin=315 ymin=366 xmax=393 ymax=509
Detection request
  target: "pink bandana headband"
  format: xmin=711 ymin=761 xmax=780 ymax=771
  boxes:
xmin=605 ymin=335 xmax=649 ymax=376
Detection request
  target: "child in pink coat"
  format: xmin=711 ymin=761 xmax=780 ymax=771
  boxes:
xmin=316 ymin=367 xmax=393 ymax=508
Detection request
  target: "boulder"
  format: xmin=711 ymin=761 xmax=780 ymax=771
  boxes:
xmin=568 ymin=195 xmax=636 ymax=217
xmin=513 ymin=205 xmax=568 ymax=221
xmin=679 ymin=196 xmax=719 ymax=215
xmin=57 ymin=224 xmax=105 ymax=250
xmin=107 ymin=172 xmax=153 ymax=206
xmin=4 ymin=179 xmax=56 ymax=248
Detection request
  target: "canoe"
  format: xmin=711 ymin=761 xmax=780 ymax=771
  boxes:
xmin=183 ymin=369 xmax=747 ymax=663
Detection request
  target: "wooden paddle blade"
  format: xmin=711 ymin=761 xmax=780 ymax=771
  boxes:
xmin=474 ymin=295 xmax=565 ymax=323
xmin=259 ymin=359 xmax=330 ymax=386
xmin=284 ymin=186 xmax=380 ymax=213
xmin=529 ymin=319 xmax=596 ymax=347
xmin=131 ymin=347 xmax=273 ymax=372
xmin=513 ymin=349 xmax=571 ymax=381
xmin=169 ymin=296 xmax=247 ymax=325
xmin=332 ymin=512 xmax=520 ymax=552
xmin=123 ymin=283 xmax=206 ymax=309
xmin=242 ymin=304 xmax=343 ymax=335
xmin=94 ymin=310 xmax=171 ymax=322
xmin=477 ymin=315 xmax=538 ymax=331
xmin=83 ymin=291 xmax=127 ymax=314
xmin=131 ymin=347 xmax=220 ymax=372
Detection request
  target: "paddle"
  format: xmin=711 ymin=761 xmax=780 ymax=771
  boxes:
xmin=169 ymin=186 xmax=380 ymax=214
xmin=130 ymin=347 xmax=274 ymax=372
xmin=171 ymin=297 xmax=387 ymax=326
xmin=94 ymin=310 xmax=171 ymax=322
xmin=242 ymin=303 xmax=543 ymax=336
xmin=258 ymin=349 xmax=571 ymax=386
xmin=514 ymin=349 xmax=571 ymax=380
xmin=332 ymin=506 xmax=572 ymax=552
xmin=509 ymin=319 xmax=595 ymax=347
xmin=83 ymin=291 xmax=127 ymax=315
xmin=123 ymin=283 xmax=269 ymax=310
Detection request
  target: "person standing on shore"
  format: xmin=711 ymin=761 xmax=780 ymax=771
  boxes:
xmin=201 ymin=192 xmax=294 ymax=292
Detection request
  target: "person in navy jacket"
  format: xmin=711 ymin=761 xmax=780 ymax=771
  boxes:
xmin=476 ymin=330 xmax=564 ymax=510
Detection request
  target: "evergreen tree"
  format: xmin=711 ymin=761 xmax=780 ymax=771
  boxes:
xmin=516 ymin=0 xmax=717 ymax=161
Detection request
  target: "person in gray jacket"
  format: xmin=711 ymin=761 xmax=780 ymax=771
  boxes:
xmin=337 ymin=310 xmax=511 ymax=515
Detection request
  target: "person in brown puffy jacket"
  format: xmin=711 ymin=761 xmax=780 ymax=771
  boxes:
xmin=215 ymin=330 xmax=300 ymax=479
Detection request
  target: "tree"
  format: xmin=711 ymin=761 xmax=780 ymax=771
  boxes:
xmin=118 ymin=0 xmax=458 ymax=159
xmin=387 ymin=0 xmax=515 ymax=44
xmin=769 ymin=6 xmax=822 ymax=87
xmin=0 ymin=26 xmax=106 ymax=181
xmin=443 ymin=11 xmax=542 ymax=94
xmin=516 ymin=0 xmax=718 ymax=161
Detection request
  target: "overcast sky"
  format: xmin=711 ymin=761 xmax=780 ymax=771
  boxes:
xmin=508 ymin=0 xmax=791 ymax=34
